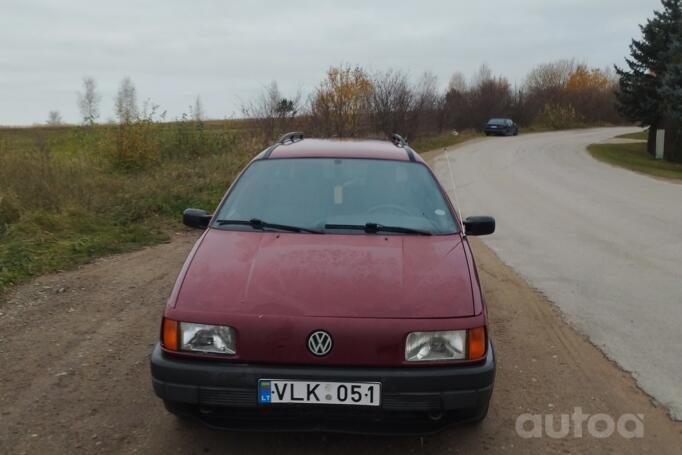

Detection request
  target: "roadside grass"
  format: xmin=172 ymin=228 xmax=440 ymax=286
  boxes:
xmin=615 ymin=130 xmax=647 ymax=141
xmin=0 ymin=122 xmax=258 ymax=295
xmin=587 ymin=141 xmax=682 ymax=181
xmin=411 ymin=129 xmax=479 ymax=152
xmin=0 ymin=122 xmax=477 ymax=296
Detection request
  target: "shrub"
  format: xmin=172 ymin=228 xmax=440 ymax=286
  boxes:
xmin=0 ymin=192 xmax=21 ymax=233
xmin=111 ymin=117 xmax=160 ymax=170
xmin=534 ymin=103 xmax=583 ymax=130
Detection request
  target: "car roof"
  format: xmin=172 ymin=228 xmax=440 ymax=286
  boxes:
xmin=254 ymin=138 xmax=426 ymax=163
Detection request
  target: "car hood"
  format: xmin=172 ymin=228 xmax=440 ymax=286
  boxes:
xmin=173 ymin=229 xmax=474 ymax=319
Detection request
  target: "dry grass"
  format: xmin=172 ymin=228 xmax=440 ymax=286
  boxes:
xmin=0 ymin=121 xmax=258 ymax=294
xmin=410 ymin=129 xmax=480 ymax=153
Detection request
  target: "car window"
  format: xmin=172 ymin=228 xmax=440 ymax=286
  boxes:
xmin=214 ymin=158 xmax=459 ymax=235
xmin=488 ymin=118 xmax=506 ymax=125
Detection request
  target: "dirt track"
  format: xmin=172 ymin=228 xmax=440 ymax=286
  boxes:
xmin=1 ymin=226 xmax=681 ymax=454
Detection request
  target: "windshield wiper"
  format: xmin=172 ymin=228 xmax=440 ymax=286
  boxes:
xmin=324 ymin=223 xmax=432 ymax=236
xmin=215 ymin=218 xmax=323 ymax=234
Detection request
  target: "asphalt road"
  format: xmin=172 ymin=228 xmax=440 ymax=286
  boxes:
xmin=433 ymin=127 xmax=682 ymax=420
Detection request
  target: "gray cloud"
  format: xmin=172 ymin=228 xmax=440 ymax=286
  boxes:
xmin=1 ymin=0 xmax=661 ymax=125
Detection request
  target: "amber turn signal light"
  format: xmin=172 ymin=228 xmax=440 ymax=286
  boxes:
xmin=162 ymin=318 xmax=179 ymax=351
xmin=467 ymin=326 xmax=486 ymax=360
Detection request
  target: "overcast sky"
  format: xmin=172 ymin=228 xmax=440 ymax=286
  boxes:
xmin=1 ymin=0 xmax=662 ymax=125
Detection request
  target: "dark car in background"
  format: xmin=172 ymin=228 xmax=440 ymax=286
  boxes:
xmin=484 ymin=118 xmax=518 ymax=136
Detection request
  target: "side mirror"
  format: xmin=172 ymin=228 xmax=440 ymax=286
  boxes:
xmin=463 ymin=216 xmax=495 ymax=236
xmin=183 ymin=208 xmax=212 ymax=229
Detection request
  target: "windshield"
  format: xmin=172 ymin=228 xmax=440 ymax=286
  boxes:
xmin=488 ymin=118 xmax=507 ymax=125
xmin=214 ymin=158 xmax=458 ymax=235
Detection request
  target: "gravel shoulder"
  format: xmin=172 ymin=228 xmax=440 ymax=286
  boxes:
xmin=0 ymin=144 xmax=680 ymax=453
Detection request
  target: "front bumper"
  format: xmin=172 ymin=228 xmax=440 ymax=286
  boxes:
xmin=485 ymin=127 xmax=509 ymax=135
xmin=150 ymin=343 xmax=495 ymax=434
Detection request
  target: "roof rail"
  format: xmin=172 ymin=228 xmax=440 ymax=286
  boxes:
xmin=391 ymin=133 xmax=408 ymax=148
xmin=390 ymin=133 xmax=416 ymax=162
xmin=278 ymin=131 xmax=304 ymax=144
xmin=262 ymin=132 xmax=305 ymax=159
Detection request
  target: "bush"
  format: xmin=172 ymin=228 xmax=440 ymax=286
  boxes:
xmin=111 ymin=117 xmax=160 ymax=170
xmin=534 ymin=103 xmax=583 ymax=130
xmin=0 ymin=192 xmax=20 ymax=233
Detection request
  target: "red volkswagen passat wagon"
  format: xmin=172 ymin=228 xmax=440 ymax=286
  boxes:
xmin=150 ymin=132 xmax=496 ymax=434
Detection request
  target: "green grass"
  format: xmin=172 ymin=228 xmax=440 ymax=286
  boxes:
xmin=411 ymin=130 xmax=480 ymax=153
xmin=0 ymin=211 xmax=168 ymax=287
xmin=615 ymin=130 xmax=647 ymax=141
xmin=587 ymin=141 xmax=682 ymax=181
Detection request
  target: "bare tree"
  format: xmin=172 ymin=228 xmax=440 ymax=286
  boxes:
xmin=369 ymin=69 xmax=413 ymax=137
xmin=524 ymin=59 xmax=576 ymax=94
xmin=414 ymin=71 xmax=444 ymax=133
xmin=77 ymin=77 xmax=101 ymax=125
xmin=524 ymin=59 xmax=577 ymax=116
xmin=471 ymin=64 xmax=494 ymax=88
xmin=242 ymin=81 xmax=301 ymax=139
xmin=193 ymin=95 xmax=205 ymax=121
xmin=443 ymin=86 xmax=469 ymax=130
xmin=114 ymin=77 xmax=138 ymax=124
xmin=447 ymin=71 xmax=467 ymax=93
xmin=468 ymin=65 xmax=513 ymax=128
xmin=46 ymin=110 xmax=63 ymax=125
xmin=443 ymin=71 xmax=469 ymax=130
xmin=415 ymin=72 xmax=440 ymax=110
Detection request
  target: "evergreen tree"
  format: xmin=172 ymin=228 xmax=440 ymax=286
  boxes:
xmin=615 ymin=1 xmax=682 ymax=131
xmin=660 ymin=26 xmax=682 ymax=121
xmin=659 ymin=25 xmax=682 ymax=161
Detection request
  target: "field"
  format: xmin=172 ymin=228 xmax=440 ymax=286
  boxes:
xmin=588 ymin=141 xmax=682 ymax=181
xmin=0 ymin=122 xmax=470 ymax=295
xmin=0 ymin=120 xmax=259 ymax=295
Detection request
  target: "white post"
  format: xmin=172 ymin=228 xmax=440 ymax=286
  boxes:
xmin=655 ymin=129 xmax=665 ymax=160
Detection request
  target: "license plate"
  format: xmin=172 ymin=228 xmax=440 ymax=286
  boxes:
xmin=258 ymin=379 xmax=381 ymax=406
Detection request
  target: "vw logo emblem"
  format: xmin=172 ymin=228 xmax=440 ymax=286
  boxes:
xmin=307 ymin=330 xmax=333 ymax=356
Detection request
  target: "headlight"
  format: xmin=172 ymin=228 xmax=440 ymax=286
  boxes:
xmin=405 ymin=330 xmax=466 ymax=361
xmin=161 ymin=318 xmax=236 ymax=355
xmin=181 ymin=322 xmax=236 ymax=355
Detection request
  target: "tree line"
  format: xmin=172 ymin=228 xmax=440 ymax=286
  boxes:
xmin=49 ymin=57 xmax=622 ymax=144
xmin=45 ymin=77 xmax=204 ymax=126
xmin=243 ymin=60 xmax=622 ymax=144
